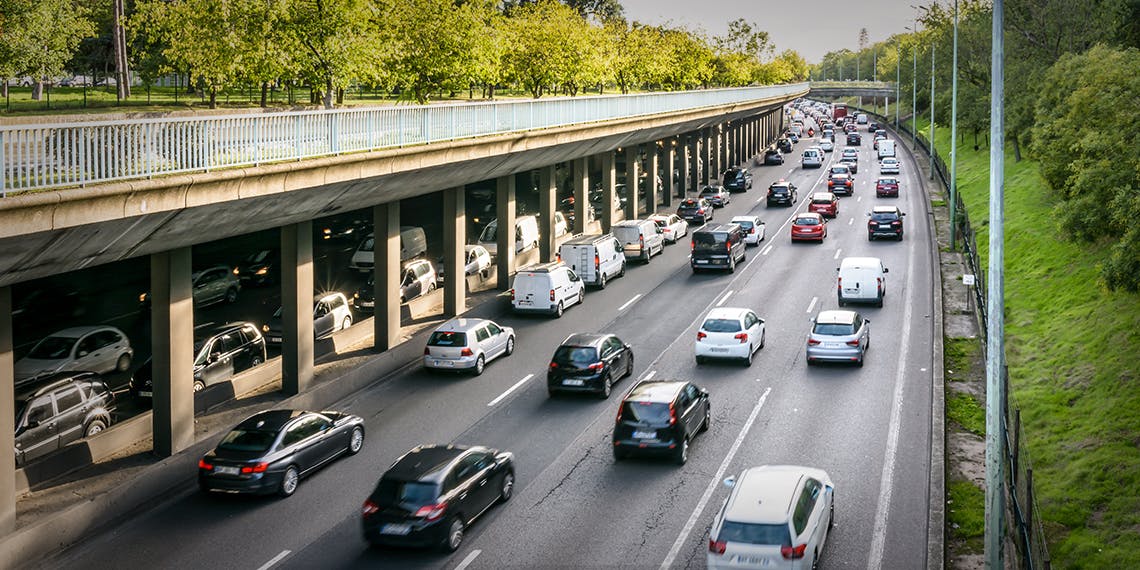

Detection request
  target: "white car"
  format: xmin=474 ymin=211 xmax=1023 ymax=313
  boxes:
xmin=879 ymin=157 xmax=900 ymax=174
xmin=730 ymin=215 xmax=766 ymax=246
xmin=14 ymin=326 xmax=134 ymax=387
xmin=423 ymin=318 xmax=515 ymax=375
xmin=649 ymin=214 xmax=689 ymax=244
xmin=817 ymin=138 xmax=834 ymax=152
xmin=708 ymin=465 xmax=835 ymax=570
xmin=695 ymin=307 xmax=766 ymax=366
xmin=436 ymin=244 xmax=493 ymax=285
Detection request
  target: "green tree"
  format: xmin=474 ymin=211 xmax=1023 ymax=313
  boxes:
xmin=0 ymin=0 xmax=95 ymax=100
xmin=284 ymin=0 xmax=380 ymax=108
xmin=659 ymin=27 xmax=713 ymax=90
xmin=501 ymin=0 xmax=592 ymax=98
xmin=380 ymin=0 xmax=487 ymax=104
xmin=605 ymin=20 xmax=664 ymax=94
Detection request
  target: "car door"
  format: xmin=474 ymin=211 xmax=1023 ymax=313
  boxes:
xmin=313 ymin=300 xmax=334 ymax=339
xmin=400 ymin=268 xmax=419 ymax=302
xmin=484 ymin=322 xmax=506 ymax=359
xmin=746 ymin=312 xmax=764 ymax=349
xmin=458 ymin=452 xmax=499 ymax=515
xmin=197 ymin=338 xmax=234 ymax=387
xmin=15 ymin=395 xmax=59 ymax=463
xmin=51 ymin=384 xmax=87 ymax=447
xmin=566 ymin=269 xmax=584 ymax=303
xmin=72 ymin=332 xmax=101 ymax=373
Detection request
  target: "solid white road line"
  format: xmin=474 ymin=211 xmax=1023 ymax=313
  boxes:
xmin=716 ymin=290 xmax=733 ymax=307
xmin=806 ymin=296 xmax=818 ymax=313
xmin=834 ymin=248 xmax=843 ymax=260
xmin=642 ymin=370 xmax=657 ymax=381
xmin=618 ymin=294 xmax=642 ymax=311
xmin=761 ymin=244 xmax=773 ymax=256
xmin=659 ymin=387 xmax=773 ymax=570
xmin=487 ymin=374 xmax=535 ymax=407
xmin=256 ymin=550 xmax=291 ymax=570
xmin=454 ymin=549 xmax=482 ymax=570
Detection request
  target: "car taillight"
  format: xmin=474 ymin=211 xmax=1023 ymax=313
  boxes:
xmin=424 ymin=347 xmax=431 ymax=356
xmin=669 ymin=402 xmax=677 ymax=425
xmin=615 ymin=405 xmax=624 ymax=423
xmin=709 ymin=538 xmax=727 ymax=555
xmin=828 ymin=180 xmax=834 ymax=187
xmin=588 ymin=362 xmax=604 ymax=371
xmin=549 ymin=289 xmax=556 ymax=302
xmin=698 ymin=208 xmax=705 ymax=215
xmin=509 ymin=288 xmax=515 ymax=301
xmin=892 ymin=220 xmax=902 ymax=226
xmin=361 ymin=499 xmax=380 ymax=516
xmin=847 ymin=338 xmax=861 ymax=347
xmin=639 ymin=236 xmax=645 ymax=250
xmin=241 ymin=462 xmax=269 ymax=474
xmin=732 ymin=332 xmax=749 ymax=344
xmin=749 ymin=228 xmax=755 ymax=234
xmin=460 ymin=348 xmax=474 ymax=357
xmin=414 ymin=503 xmax=447 ymax=522
xmin=878 ymin=277 xmax=883 ymax=296
xmin=725 ymin=240 xmax=731 ymax=252
xmin=868 ymin=220 xmax=875 ymax=227
xmin=549 ymin=362 xmax=558 ymax=369
xmin=807 ymin=338 xmax=821 ymax=345
xmin=781 ymin=544 xmax=807 ymax=559
xmin=595 ymin=254 xmax=600 ymax=269
xmin=198 ymin=459 xmax=213 ymax=471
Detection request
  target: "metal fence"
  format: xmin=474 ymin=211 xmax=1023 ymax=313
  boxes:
xmin=0 ymin=84 xmax=808 ymax=196
xmin=848 ymin=104 xmax=1053 ymax=570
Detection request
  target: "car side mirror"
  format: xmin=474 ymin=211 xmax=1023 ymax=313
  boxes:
xmin=78 ymin=350 xmax=89 ymax=357
xmin=24 ymin=420 xmax=39 ymax=430
xmin=864 ymin=319 xmax=871 ymax=324
xmin=722 ymin=476 xmax=736 ymax=489
xmin=883 ymin=268 xmax=889 ymax=273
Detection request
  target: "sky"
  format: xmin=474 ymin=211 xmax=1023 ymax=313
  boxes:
xmin=619 ymin=0 xmax=924 ymax=64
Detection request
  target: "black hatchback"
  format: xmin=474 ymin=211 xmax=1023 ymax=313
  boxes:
xmin=612 ymin=380 xmax=710 ymax=465
xmin=547 ymin=333 xmax=634 ymax=398
xmin=721 ymin=167 xmax=753 ymax=192
xmin=362 ymin=444 xmax=515 ymax=552
xmin=766 ymin=180 xmax=799 ymax=207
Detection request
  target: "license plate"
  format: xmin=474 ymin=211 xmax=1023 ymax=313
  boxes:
xmin=825 ymin=342 xmax=843 ymax=348
xmin=380 ymin=523 xmax=412 ymax=536
xmin=733 ymin=555 xmax=772 ymax=566
xmin=139 ymin=390 xmax=152 ymax=397
xmin=562 ymin=379 xmax=585 ymax=386
xmin=269 ymin=336 xmax=281 ymax=342
xmin=518 ymin=300 xmax=532 ymax=306
xmin=844 ymin=288 xmax=859 ymax=294
xmin=632 ymin=430 xmax=656 ymax=439
xmin=696 ymin=260 xmax=708 ymax=264
xmin=434 ymin=360 xmax=453 ymax=367
xmin=880 ymin=223 xmax=893 ymax=228
xmin=215 ymin=465 xmax=239 ymax=475
xmin=360 ymin=301 xmax=374 ymax=308
xmin=710 ymin=347 xmax=729 ymax=353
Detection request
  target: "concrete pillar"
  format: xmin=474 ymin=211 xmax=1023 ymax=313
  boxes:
xmin=0 ymin=286 xmax=13 ymax=535
xmin=282 ymin=221 xmax=314 ymax=396
xmin=602 ymin=151 xmax=617 ymax=231
xmin=702 ymin=128 xmax=713 ymax=185
xmin=663 ymin=138 xmax=676 ymax=208
xmin=150 ymin=247 xmax=194 ymax=457
xmin=730 ymin=124 xmax=738 ymax=166
xmin=372 ymin=203 xmax=400 ymax=351
xmin=647 ymin=143 xmax=660 ymax=214
xmin=711 ymin=126 xmax=721 ymax=181
xmin=573 ymin=157 xmax=588 ymax=234
xmin=443 ymin=187 xmax=466 ymax=316
xmin=495 ymin=175 xmax=516 ymax=290
xmin=624 ymin=146 xmax=640 ymax=219
xmin=538 ymin=167 xmax=557 ymax=262
xmin=678 ymin=136 xmax=690 ymax=197
xmin=690 ymin=135 xmax=701 ymax=190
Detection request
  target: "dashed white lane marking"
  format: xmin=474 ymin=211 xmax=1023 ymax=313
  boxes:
xmin=849 ymin=217 xmax=855 ymax=225
xmin=455 ymin=549 xmax=482 ymax=570
xmin=488 ymin=374 xmax=534 ymax=407
xmin=642 ymin=370 xmax=657 ymax=381
xmin=716 ymin=290 xmax=733 ymax=307
xmin=618 ymin=294 xmax=642 ymax=311
xmin=806 ymin=296 xmax=818 ymax=313
xmin=660 ymin=387 xmax=773 ymax=570
xmin=256 ymin=550 xmax=291 ymax=570
xmin=857 ymin=196 xmax=863 ymax=202
xmin=834 ymin=248 xmax=843 ymax=260
xmin=761 ymin=245 xmax=773 ymax=256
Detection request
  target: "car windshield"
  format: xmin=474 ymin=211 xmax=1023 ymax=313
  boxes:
xmin=718 ymin=521 xmax=792 ymax=546
xmin=871 ymin=213 xmax=900 ymax=222
xmin=679 ymin=201 xmax=699 ymax=210
xmin=814 ymin=323 xmax=856 ymax=336
xmin=700 ymin=188 xmax=719 ymax=196
xmin=28 ymin=336 xmax=77 ymax=359
xmin=693 ymin=232 xmax=728 ymax=252
xmin=769 ymin=186 xmax=789 ymax=194
xmin=374 ymin=479 xmax=440 ymax=509
xmin=735 ymin=220 xmax=754 ymax=230
xmin=879 ymin=179 xmax=897 ymax=185
xmin=247 ymin=250 xmax=270 ymax=264
xmin=702 ymin=318 xmax=742 ymax=333
xmin=359 ymin=237 xmax=374 ymax=253
xmin=622 ymin=401 xmax=671 ymax=423
xmin=812 ymin=196 xmax=833 ymax=205
xmin=795 ymin=217 xmax=820 ymax=226
xmin=553 ymin=346 xmax=598 ymax=366
xmin=428 ymin=331 xmax=468 ymax=347
xmin=217 ymin=428 xmax=277 ymax=452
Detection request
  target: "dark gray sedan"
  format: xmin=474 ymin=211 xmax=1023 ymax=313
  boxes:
xmin=198 ymin=409 xmax=365 ymax=497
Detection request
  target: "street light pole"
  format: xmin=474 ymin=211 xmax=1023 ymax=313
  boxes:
xmin=949 ymin=0 xmax=960 ymax=249
xmin=895 ymin=40 xmax=901 ymax=128
xmin=912 ymin=38 xmax=917 ymax=150
xmin=930 ymin=41 xmax=936 ymax=180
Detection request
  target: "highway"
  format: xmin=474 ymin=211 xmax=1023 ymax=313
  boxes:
xmin=40 ymin=121 xmax=936 ymax=569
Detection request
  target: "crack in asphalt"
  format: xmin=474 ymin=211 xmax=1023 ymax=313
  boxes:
xmin=532 ymin=444 xmax=595 ymax=509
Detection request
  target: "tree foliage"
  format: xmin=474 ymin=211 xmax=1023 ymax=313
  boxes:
xmin=0 ymin=0 xmax=95 ymax=99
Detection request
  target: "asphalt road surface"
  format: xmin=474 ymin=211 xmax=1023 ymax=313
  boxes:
xmin=41 ymin=122 xmax=936 ymax=569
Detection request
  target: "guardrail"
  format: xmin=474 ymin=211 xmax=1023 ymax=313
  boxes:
xmin=0 ymin=84 xmax=807 ymax=196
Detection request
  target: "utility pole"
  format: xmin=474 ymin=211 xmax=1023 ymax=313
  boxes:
xmin=912 ymin=37 xmax=917 ymax=150
xmin=949 ymin=0 xmax=960 ymax=249
xmin=930 ymin=42 xmax=935 ymax=180
xmin=985 ymin=0 xmax=1007 ymax=566
xmin=895 ymin=40 xmax=901 ymax=128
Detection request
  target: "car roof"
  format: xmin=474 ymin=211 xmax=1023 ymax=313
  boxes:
xmin=696 ymin=223 xmax=740 ymax=234
xmin=559 ymin=332 xmax=609 ymax=347
xmin=517 ymin=261 xmax=567 ymax=273
xmin=625 ymin=380 xmax=685 ymax=403
xmin=840 ymin=256 xmax=884 ymax=268
xmin=435 ymin=318 xmax=494 ymax=333
xmin=815 ymin=309 xmax=859 ymax=324
xmin=385 ymin=444 xmax=481 ymax=483
xmin=730 ymin=215 xmax=760 ymax=222
xmin=724 ymin=466 xmax=810 ymax=524
xmin=613 ymin=219 xmax=650 ymax=227
xmin=41 ymin=325 xmax=118 ymax=338
xmin=235 ymin=409 xmax=309 ymax=432
xmin=872 ymin=206 xmax=901 ymax=214
xmin=811 ymin=192 xmax=836 ymax=199
xmin=704 ymin=307 xmax=751 ymax=321
xmin=699 ymin=186 xmax=724 ymax=192
xmin=796 ymin=212 xmax=823 ymax=220
xmin=194 ymin=321 xmax=254 ymax=340
xmin=15 ymin=371 xmax=100 ymax=401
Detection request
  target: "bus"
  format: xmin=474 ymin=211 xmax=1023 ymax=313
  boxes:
xmin=832 ymin=103 xmax=848 ymax=122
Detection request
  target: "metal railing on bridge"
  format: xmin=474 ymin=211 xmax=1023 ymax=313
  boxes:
xmin=0 ymin=84 xmax=807 ymax=196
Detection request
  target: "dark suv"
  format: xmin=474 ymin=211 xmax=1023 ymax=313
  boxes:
xmin=867 ymin=206 xmax=906 ymax=241
xmin=15 ymin=372 xmax=116 ymax=466
xmin=766 ymin=180 xmax=799 ymax=207
xmin=690 ymin=224 xmax=746 ymax=273
xmin=721 ymin=167 xmax=753 ymax=192
xmin=613 ymin=380 xmax=710 ymax=465
xmin=131 ymin=322 xmax=267 ymax=397
xmin=547 ymin=333 xmax=634 ymax=398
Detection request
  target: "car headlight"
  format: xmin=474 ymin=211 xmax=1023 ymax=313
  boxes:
xmin=353 ymin=292 xmax=359 ymax=299
xmin=139 ymin=293 xmax=147 ymax=303
xmin=262 ymin=324 xmax=270 ymax=333
xmin=233 ymin=267 xmax=240 ymax=275
xmin=255 ymin=267 xmax=268 ymax=275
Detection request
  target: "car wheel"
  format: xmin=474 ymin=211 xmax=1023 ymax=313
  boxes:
xmin=505 ymin=336 xmax=515 ymax=356
xmin=700 ymin=407 xmax=710 ymax=432
xmin=554 ymin=302 xmax=564 ymax=318
xmin=856 ymin=356 xmax=865 ymax=368
xmin=428 ymin=282 xmax=437 ymax=293
xmin=348 ymin=426 xmax=364 ymax=455
xmin=441 ymin=517 xmax=464 ymax=553
xmin=675 ymin=437 xmax=689 ymax=465
xmin=829 ymin=501 xmax=835 ymax=529
xmin=643 ymin=250 xmax=651 ymax=264
xmin=618 ymin=262 xmax=626 ymax=278
xmin=278 ymin=465 xmax=299 ymax=498
xmin=599 ymin=373 xmax=612 ymax=399
xmin=759 ymin=330 xmax=766 ymax=349
xmin=745 ymin=345 xmax=754 ymax=367
xmin=225 ymin=288 xmax=238 ymax=304
xmin=876 ymin=295 xmax=884 ymax=308
xmin=838 ymin=297 xmax=846 ymax=307
xmin=696 ymin=355 xmax=705 ymax=365
xmin=812 ymin=550 xmax=821 ymax=570
xmin=342 ymin=315 xmax=352 ymax=331
xmin=473 ymin=354 xmax=486 ymax=376
xmin=498 ymin=471 xmax=516 ymax=503
xmin=193 ymin=380 xmax=205 ymax=392
xmin=116 ymin=353 xmax=132 ymax=372
xmin=84 ymin=419 xmax=107 ymax=437
xmin=599 ymin=271 xmax=607 ymax=289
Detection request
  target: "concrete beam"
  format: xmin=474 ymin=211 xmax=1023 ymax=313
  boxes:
xmin=495 ymin=176 xmax=516 ymax=290
xmin=647 ymin=144 xmax=660 ymax=215
xmin=443 ymin=187 xmax=465 ymax=316
xmin=572 ymin=158 xmax=588 ymax=234
xmin=0 ymin=286 xmax=12 ymax=535
xmin=150 ymin=247 xmax=194 ymax=457
xmin=281 ymin=221 xmax=315 ymax=396
xmin=602 ymin=152 xmax=617 ymax=232
xmin=372 ymin=203 xmax=400 ymax=351
xmin=538 ymin=167 xmax=557 ymax=263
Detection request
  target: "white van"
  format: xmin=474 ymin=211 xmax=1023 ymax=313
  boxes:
xmin=558 ymin=233 xmax=626 ymax=288
xmin=510 ymin=262 xmax=585 ymax=318
xmin=478 ymin=214 xmax=565 ymax=259
xmin=612 ymin=219 xmax=665 ymax=263
xmin=856 ymin=113 xmax=869 ymax=124
xmin=837 ymin=256 xmax=889 ymax=307
xmin=801 ymin=148 xmax=824 ymax=169
xmin=877 ymin=139 xmax=896 ymax=160
xmin=349 ymin=226 xmax=427 ymax=272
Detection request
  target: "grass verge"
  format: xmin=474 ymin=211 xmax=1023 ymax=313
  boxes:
xmin=947 ymin=479 xmax=986 ymax=553
xmin=946 ymin=392 xmax=986 ymax=438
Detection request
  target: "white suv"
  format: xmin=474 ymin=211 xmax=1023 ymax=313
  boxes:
xmin=708 ymin=465 xmax=835 ymax=570
xmin=695 ymin=307 xmax=766 ymax=366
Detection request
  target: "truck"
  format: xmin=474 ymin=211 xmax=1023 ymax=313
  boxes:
xmin=832 ymin=103 xmax=848 ymax=122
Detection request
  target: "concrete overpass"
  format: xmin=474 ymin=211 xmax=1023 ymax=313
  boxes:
xmin=808 ymin=81 xmax=896 ymax=99
xmin=0 ymin=84 xmax=807 ymax=535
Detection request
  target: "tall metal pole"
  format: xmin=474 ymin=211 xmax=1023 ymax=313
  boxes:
xmin=985 ymin=0 xmax=1007 ymax=566
xmin=912 ymin=39 xmax=917 ymax=150
xmin=949 ymin=0 xmax=960 ymax=249
xmin=930 ymin=41 xmax=936 ymax=180
xmin=896 ymin=40 xmax=901 ymax=128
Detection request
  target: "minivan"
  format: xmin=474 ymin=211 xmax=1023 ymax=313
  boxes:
xmin=558 ymin=233 xmax=626 ymax=288
xmin=612 ymin=219 xmax=665 ymax=263
xmin=836 ymin=256 xmax=889 ymax=307
xmin=691 ymin=224 xmax=746 ymax=273
xmin=478 ymin=215 xmax=546 ymax=259
xmin=510 ymin=262 xmax=585 ymax=318
xmin=801 ymin=148 xmax=823 ymax=169
xmin=349 ymin=226 xmax=428 ymax=272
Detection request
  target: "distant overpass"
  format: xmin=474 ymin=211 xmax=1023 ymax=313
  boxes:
xmin=808 ymin=81 xmax=896 ymax=98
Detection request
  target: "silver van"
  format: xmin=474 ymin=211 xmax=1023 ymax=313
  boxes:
xmin=558 ymin=233 xmax=626 ymax=288
xmin=612 ymin=219 xmax=665 ymax=263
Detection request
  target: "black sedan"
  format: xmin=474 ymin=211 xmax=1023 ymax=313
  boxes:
xmin=362 ymin=444 xmax=515 ymax=552
xmin=198 ymin=409 xmax=365 ymax=497
xmin=547 ymin=333 xmax=634 ymax=398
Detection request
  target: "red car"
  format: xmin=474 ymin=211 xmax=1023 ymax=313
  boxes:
xmin=808 ymin=192 xmax=840 ymax=218
xmin=827 ymin=173 xmax=854 ymax=196
xmin=876 ymin=177 xmax=900 ymax=198
xmin=791 ymin=212 xmax=828 ymax=243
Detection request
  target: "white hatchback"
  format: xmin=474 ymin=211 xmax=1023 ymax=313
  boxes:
xmin=423 ymin=318 xmax=515 ymax=375
xmin=649 ymin=214 xmax=689 ymax=244
xmin=695 ymin=307 xmax=766 ymax=366
xmin=730 ymin=215 xmax=766 ymax=246
xmin=880 ymin=156 xmax=901 ymax=175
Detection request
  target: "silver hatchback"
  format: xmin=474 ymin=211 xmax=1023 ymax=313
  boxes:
xmin=423 ymin=318 xmax=515 ymax=375
xmin=805 ymin=310 xmax=870 ymax=367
